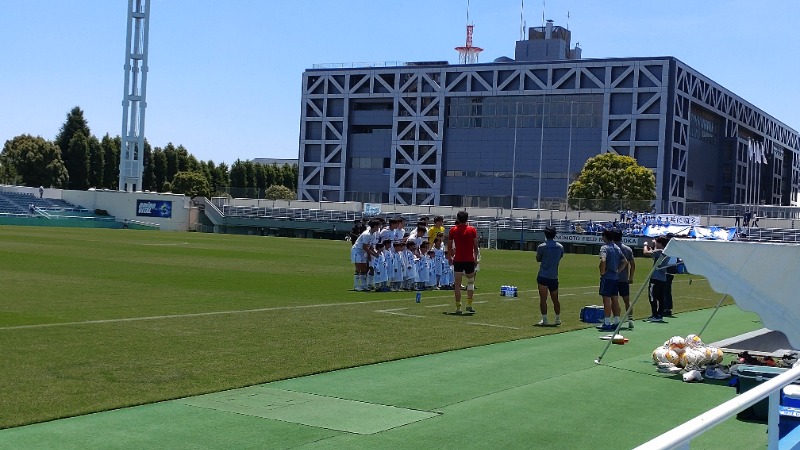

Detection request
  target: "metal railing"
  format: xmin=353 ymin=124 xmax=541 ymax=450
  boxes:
xmin=635 ymin=364 xmax=800 ymax=449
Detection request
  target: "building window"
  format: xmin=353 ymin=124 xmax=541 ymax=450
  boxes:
xmin=446 ymin=94 xmax=603 ymax=129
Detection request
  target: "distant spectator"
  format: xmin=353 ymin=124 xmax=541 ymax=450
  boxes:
xmin=38 ymin=186 xmax=44 ymax=198
xmin=29 ymin=203 xmax=34 ymax=214
xmin=752 ymin=215 xmax=760 ymax=227
xmin=743 ymin=211 xmax=752 ymax=228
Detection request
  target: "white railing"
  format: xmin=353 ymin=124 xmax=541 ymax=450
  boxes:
xmin=635 ymin=364 xmax=800 ymax=449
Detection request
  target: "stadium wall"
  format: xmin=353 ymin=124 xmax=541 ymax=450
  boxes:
xmin=62 ymin=190 xmax=191 ymax=231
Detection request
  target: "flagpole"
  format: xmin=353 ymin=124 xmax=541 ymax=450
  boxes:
xmin=745 ymin=140 xmax=751 ymax=207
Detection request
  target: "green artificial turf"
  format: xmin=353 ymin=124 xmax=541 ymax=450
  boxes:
xmin=0 ymin=226 xmax=733 ymax=429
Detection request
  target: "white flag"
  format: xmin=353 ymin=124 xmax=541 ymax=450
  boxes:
xmin=748 ymin=140 xmax=754 ymax=161
xmin=761 ymin=143 xmax=768 ymax=164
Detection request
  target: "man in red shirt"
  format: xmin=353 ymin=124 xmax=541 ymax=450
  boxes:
xmin=447 ymin=210 xmax=479 ymax=314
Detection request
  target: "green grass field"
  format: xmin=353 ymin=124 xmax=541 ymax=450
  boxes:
xmin=0 ymin=226 xmax=730 ymax=429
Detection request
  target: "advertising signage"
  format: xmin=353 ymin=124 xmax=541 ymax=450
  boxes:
xmin=136 ymin=200 xmax=172 ymax=218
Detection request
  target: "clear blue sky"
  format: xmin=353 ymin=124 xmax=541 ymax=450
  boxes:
xmin=1 ymin=0 xmax=797 ymax=165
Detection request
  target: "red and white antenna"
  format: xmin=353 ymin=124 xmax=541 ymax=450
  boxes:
xmin=455 ymin=0 xmax=483 ymax=64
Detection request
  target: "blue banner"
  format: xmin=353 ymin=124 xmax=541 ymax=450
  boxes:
xmin=136 ymin=200 xmax=172 ymax=218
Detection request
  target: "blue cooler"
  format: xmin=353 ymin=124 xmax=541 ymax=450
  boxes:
xmin=780 ymin=385 xmax=800 ymax=439
xmin=580 ymin=305 xmax=605 ymax=323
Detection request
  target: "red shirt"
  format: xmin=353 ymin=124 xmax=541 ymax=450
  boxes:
xmin=449 ymin=223 xmax=477 ymax=262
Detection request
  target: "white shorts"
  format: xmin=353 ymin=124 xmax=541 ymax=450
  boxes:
xmin=350 ymin=247 xmax=367 ymax=264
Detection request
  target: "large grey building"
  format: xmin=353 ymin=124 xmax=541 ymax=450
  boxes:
xmin=298 ymin=21 xmax=800 ymax=214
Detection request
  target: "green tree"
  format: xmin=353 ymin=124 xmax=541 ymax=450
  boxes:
xmin=142 ymin=143 xmax=155 ymax=191
xmin=229 ymin=159 xmax=246 ymax=188
xmin=171 ymin=171 xmax=211 ymax=198
xmin=88 ymin=135 xmax=104 ymax=188
xmin=163 ymin=143 xmax=178 ymax=182
xmin=55 ymin=107 xmax=92 ymax=187
xmin=568 ymin=152 xmax=655 ymax=211
xmin=152 ymin=148 xmax=167 ymax=191
xmin=101 ymin=134 xmax=120 ymax=189
xmin=264 ymin=163 xmax=277 ymax=187
xmin=264 ymin=184 xmax=295 ymax=200
xmin=0 ymin=135 xmax=69 ymax=187
xmin=282 ymin=164 xmax=298 ymax=190
xmin=254 ymin=163 xmax=268 ymax=194
xmin=66 ymin=131 xmax=90 ymax=190
xmin=212 ymin=162 xmax=230 ymax=195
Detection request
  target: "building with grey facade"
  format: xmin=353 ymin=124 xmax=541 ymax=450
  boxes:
xmin=298 ymin=21 xmax=800 ymax=214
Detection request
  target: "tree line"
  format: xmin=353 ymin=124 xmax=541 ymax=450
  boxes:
xmin=0 ymin=107 xmax=298 ymax=199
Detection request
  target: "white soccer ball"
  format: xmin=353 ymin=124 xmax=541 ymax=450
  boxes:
xmin=652 ymin=347 xmax=669 ymax=364
xmin=681 ymin=349 xmax=704 ymax=369
xmin=668 ymin=336 xmax=686 ymax=349
xmin=685 ymin=334 xmax=704 ymax=348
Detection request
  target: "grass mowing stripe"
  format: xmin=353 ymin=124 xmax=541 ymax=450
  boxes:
xmin=0 ymin=225 xmax=727 ymax=429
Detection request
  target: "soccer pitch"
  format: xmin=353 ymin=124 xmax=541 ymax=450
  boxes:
xmin=0 ymin=226 xmax=726 ymax=429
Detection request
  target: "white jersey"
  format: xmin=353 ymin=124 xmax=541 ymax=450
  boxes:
xmin=353 ymin=229 xmax=374 ymax=250
xmin=350 ymin=229 xmax=374 ymax=264
xmin=407 ymin=228 xmax=428 ymax=248
xmin=379 ymin=227 xmax=394 ymax=246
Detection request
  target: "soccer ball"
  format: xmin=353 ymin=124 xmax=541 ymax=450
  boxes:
xmin=707 ymin=346 xmax=724 ymax=364
xmin=681 ymin=349 xmax=704 ymax=369
xmin=652 ymin=347 xmax=670 ymax=364
xmin=668 ymin=336 xmax=686 ymax=349
xmin=685 ymin=334 xmax=704 ymax=348
xmin=665 ymin=349 xmax=681 ymax=366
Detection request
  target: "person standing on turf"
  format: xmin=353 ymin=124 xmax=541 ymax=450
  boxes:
xmin=643 ymin=236 xmax=669 ymax=322
xmin=350 ymin=219 xmax=380 ymax=291
xmin=447 ymin=210 xmax=479 ymax=314
xmin=612 ymin=229 xmax=636 ymax=329
xmin=427 ymin=215 xmax=446 ymax=247
xmin=535 ymin=226 xmax=564 ymax=326
xmin=597 ymin=229 xmax=627 ymax=331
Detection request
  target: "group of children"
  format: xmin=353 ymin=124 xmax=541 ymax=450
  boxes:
xmin=369 ymin=239 xmax=454 ymax=292
xmin=350 ymin=215 xmax=459 ymax=292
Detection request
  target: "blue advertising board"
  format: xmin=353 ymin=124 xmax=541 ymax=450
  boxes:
xmin=136 ymin=200 xmax=172 ymax=218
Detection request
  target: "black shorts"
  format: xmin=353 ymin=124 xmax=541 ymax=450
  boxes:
xmin=537 ymin=276 xmax=559 ymax=292
xmin=453 ymin=261 xmax=476 ymax=275
xmin=616 ymin=281 xmax=630 ymax=297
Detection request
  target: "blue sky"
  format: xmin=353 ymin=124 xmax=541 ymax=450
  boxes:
xmin=1 ymin=0 xmax=797 ymax=165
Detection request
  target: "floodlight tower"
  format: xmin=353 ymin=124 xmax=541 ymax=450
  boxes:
xmin=119 ymin=0 xmax=151 ymax=192
xmin=455 ymin=0 xmax=483 ymax=64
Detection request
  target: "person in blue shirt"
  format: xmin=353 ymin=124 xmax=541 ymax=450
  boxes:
xmin=597 ymin=229 xmax=628 ymax=331
xmin=534 ymin=226 xmax=564 ymax=326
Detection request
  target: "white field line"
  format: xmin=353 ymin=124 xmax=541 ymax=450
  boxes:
xmin=0 ymin=283 xmax=617 ymax=332
xmin=375 ymin=308 xmax=425 ymax=318
xmin=467 ymin=322 xmax=521 ymax=330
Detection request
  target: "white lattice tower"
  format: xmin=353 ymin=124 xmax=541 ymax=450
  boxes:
xmin=119 ymin=0 xmax=151 ymax=192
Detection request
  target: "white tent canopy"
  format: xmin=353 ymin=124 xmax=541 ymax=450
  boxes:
xmin=663 ymin=239 xmax=800 ymax=350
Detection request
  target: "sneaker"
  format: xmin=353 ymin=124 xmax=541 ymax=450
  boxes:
xmin=454 ymin=310 xmax=463 ymax=315
xmin=596 ymin=323 xmax=616 ymax=331
xmin=627 ymin=321 xmax=634 ymax=329
xmin=465 ymin=306 xmax=475 ymax=313
xmin=643 ymin=316 xmax=664 ymax=322
xmin=554 ymin=319 xmax=562 ymax=326
xmin=535 ymin=320 xmax=549 ymax=326
xmin=704 ymin=367 xmax=731 ymax=380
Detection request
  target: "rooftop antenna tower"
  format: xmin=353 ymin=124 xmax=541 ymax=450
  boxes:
xmin=519 ymin=0 xmax=526 ymax=41
xmin=119 ymin=0 xmax=151 ymax=192
xmin=455 ymin=0 xmax=483 ymax=64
